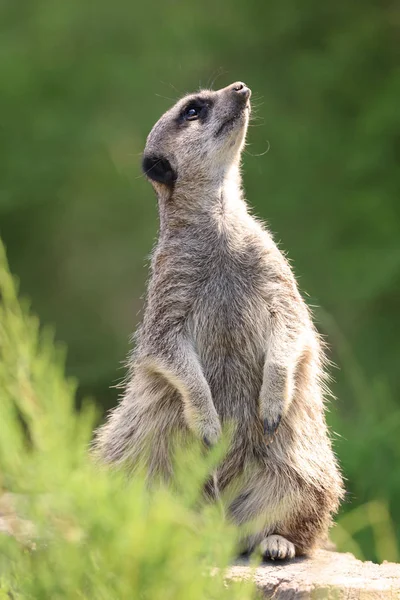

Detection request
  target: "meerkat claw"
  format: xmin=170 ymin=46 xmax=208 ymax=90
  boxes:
xmin=203 ymin=436 xmax=212 ymax=448
xmin=263 ymin=415 xmax=281 ymax=438
xmin=260 ymin=535 xmax=295 ymax=561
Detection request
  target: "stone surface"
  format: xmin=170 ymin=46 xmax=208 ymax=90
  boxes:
xmin=228 ymin=550 xmax=400 ymax=599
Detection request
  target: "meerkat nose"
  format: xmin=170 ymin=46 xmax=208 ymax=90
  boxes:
xmin=231 ymin=81 xmax=252 ymax=100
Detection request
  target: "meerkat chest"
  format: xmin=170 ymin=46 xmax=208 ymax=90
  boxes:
xmin=189 ymin=244 xmax=269 ymax=359
xmin=187 ymin=246 xmax=268 ymax=410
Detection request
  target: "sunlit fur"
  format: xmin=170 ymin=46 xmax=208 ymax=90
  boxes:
xmin=93 ymin=82 xmax=344 ymax=559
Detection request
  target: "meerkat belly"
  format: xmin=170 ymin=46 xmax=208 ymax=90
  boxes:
xmin=191 ymin=271 xmax=267 ymax=420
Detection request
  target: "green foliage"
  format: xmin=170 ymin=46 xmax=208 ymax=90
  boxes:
xmin=320 ymin=309 xmax=400 ymax=563
xmin=0 ymin=0 xmax=399 ymax=563
xmin=0 ymin=240 xmax=256 ymax=599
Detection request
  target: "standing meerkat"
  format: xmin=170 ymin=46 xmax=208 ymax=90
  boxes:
xmin=94 ymin=82 xmax=344 ymax=560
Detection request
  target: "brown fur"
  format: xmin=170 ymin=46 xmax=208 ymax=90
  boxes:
xmin=93 ymin=82 xmax=344 ymax=560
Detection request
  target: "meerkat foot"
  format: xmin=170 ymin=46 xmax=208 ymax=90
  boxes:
xmin=260 ymin=535 xmax=295 ymax=561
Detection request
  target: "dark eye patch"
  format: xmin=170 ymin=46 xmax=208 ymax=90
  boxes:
xmin=178 ymin=97 xmax=212 ymax=124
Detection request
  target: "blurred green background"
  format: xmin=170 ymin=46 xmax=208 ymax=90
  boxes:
xmin=1 ymin=0 xmax=399 ymax=562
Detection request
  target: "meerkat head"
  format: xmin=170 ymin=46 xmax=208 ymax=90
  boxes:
xmin=142 ymin=82 xmax=251 ymax=196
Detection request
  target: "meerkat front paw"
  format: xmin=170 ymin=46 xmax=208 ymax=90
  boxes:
xmin=201 ymin=416 xmax=222 ymax=448
xmin=260 ymin=363 xmax=293 ymax=443
xmin=263 ymin=413 xmax=281 ymax=439
xmin=261 ymin=404 xmax=282 ymax=443
xmin=185 ymin=408 xmax=222 ymax=448
xmin=260 ymin=535 xmax=295 ymax=561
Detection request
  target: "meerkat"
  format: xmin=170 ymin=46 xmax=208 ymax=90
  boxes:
xmin=94 ymin=82 xmax=344 ymax=560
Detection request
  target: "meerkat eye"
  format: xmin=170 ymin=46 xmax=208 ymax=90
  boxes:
xmin=184 ymin=105 xmax=201 ymax=121
xmin=178 ymin=98 xmax=212 ymax=124
xmin=182 ymin=100 xmax=207 ymax=122
xmin=186 ymin=107 xmax=199 ymax=119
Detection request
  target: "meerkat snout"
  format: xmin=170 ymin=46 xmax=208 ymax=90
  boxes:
xmin=231 ymin=81 xmax=252 ymax=99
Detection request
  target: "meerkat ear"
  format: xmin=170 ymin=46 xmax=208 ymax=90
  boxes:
xmin=142 ymin=154 xmax=177 ymax=186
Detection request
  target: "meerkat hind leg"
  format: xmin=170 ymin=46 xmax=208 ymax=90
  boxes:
xmin=260 ymin=534 xmax=296 ymax=561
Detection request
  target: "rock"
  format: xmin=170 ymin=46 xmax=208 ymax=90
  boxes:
xmin=228 ymin=549 xmax=400 ymax=598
